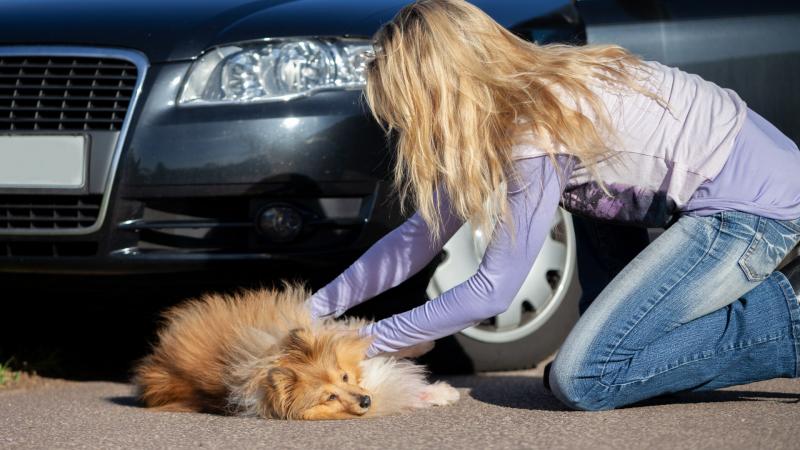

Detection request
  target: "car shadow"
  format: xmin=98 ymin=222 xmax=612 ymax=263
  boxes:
xmin=441 ymin=375 xmax=800 ymax=411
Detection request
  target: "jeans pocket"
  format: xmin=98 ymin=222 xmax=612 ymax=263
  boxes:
xmin=738 ymin=217 xmax=800 ymax=282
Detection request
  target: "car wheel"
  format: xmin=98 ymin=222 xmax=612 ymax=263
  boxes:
xmin=426 ymin=208 xmax=581 ymax=371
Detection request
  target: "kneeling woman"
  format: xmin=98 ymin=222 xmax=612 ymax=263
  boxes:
xmin=306 ymin=0 xmax=800 ymax=411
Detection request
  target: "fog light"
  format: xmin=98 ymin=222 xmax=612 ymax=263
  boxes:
xmin=258 ymin=206 xmax=303 ymax=242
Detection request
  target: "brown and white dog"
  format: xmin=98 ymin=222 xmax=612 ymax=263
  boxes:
xmin=134 ymin=283 xmax=459 ymax=420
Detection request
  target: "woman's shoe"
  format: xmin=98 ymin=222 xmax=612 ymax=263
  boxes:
xmin=780 ymin=254 xmax=800 ymax=302
xmin=543 ymin=361 xmax=552 ymax=392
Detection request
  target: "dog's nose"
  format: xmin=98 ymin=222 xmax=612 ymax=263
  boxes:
xmin=359 ymin=395 xmax=371 ymax=409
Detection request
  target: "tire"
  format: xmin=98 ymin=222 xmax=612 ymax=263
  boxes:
xmin=425 ymin=208 xmax=581 ymax=372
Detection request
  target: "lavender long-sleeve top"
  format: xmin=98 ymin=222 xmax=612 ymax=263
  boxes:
xmin=307 ymin=106 xmax=800 ymax=358
xmin=308 ymin=156 xmax=572 ymax=357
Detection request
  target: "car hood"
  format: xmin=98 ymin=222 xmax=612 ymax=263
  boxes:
xmin=0 ymin=0 xmax=570 ymax=63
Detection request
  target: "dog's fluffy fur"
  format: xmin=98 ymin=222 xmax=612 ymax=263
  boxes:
xmin=134 ymin=283 xmax=459 ymax=420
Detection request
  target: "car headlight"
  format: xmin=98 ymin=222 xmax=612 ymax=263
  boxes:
xmin=178 ymin=38 xmax=373 ymax=105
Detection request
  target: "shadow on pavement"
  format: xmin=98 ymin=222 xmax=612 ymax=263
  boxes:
xmin=107 ymin=395 xmax=140 ymax=408
xmin=102 ymin=373 xmax=798 ymax=414
xmin=645 ymin=389 xmax=800 ymax=406
xmin=445 ymin=374 xmax=800 ymax=411
xmin=445 ymin=374 xmax=568 ymax=411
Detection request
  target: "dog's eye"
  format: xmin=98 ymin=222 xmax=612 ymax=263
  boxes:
xmin=328 ymin=394 xmax=338 ymax=401
xmin=342 ymin=373 xmax=349 ymax=383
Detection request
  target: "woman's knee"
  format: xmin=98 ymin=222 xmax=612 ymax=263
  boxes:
xmin=548 ymin=357 xmax=614 ymax=412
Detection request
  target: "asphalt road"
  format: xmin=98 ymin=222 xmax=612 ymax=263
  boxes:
xmin=2 ymin=273 xmax=799 ymax=449
xmin=2 ymin=361 xmax=799 ymax=450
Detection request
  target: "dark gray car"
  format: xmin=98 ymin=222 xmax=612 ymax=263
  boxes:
xmin=0 ymin=0 xmax=796 ymax=371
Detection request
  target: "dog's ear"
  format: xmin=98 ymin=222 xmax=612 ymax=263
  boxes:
xmin=335 ymin=332 xmax=372 ymax=374
xmin=267 ymin=366 xmax=297 ymax=389
xmin=263 ymin=366 xmax=298 ymax=418
xmin=283 ymin=328 xmax=315 ymax=357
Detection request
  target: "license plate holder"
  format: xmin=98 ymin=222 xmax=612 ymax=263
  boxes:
xmin=0 ymin=134 xmax=88 ymax=192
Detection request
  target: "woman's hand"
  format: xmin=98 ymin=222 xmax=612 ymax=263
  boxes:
xmin=356 ymin=323 xmax=435 ymax=359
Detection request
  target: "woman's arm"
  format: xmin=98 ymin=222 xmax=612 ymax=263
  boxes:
xmin=358 ymin=155 xmax=572 ymax=357
xmin=307 ymin=189 xmax=464 ymax=319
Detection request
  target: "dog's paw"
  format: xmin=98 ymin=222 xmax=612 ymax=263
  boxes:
xmin=419 ymin=381 xmax=460 ymax=406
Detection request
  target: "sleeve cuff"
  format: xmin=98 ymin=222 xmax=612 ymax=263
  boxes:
xmin=357 ymin=323 xmax=379 ymax=358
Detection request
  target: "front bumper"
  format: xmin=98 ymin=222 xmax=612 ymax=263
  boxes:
xmin=0 ymin=52 xmax=402 ymax=274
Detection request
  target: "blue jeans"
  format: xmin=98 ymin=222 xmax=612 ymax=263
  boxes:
xmin=550 ymin=211 xmax=800 ymax=411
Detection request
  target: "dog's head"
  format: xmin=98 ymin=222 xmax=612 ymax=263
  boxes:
xmin=261 ymin=328 xmax=373 ymax=420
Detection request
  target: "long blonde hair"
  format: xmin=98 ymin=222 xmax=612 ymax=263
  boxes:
xmin=365 ymin=0 xmax=658 ymax=240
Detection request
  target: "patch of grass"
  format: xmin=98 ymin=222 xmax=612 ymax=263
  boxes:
xmin=0 ymin=358 xmax=22 ymax=388
xmin=0 ymin=346 xmax=63 ymax=378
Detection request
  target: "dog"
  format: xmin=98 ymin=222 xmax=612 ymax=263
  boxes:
xmin=133 ymin=282 xmax=460 ymax=420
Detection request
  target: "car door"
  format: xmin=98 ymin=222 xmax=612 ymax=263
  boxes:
xmin=577 ymin=0 xmax=800 ymax=143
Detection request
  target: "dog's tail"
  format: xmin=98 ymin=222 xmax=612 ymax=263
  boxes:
xmin=133 ymin=355 xmax=202 ymax=413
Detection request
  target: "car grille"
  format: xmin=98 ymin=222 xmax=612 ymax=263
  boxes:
xmin=0 ymin=56 xmax=137 ymax=131
xmin=0 ymin=195 xmax=102 ymax=229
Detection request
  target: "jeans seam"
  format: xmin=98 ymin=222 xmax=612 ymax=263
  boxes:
xmin=773 ymin=272 xmax=800 ymax=378
xmin=597 ymin=213 xmax=725 ymax=388
xmin=600 ymin=332 xmax=790 ymax=388
xmin=738 ymin=216 xmax=769 ymax=282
